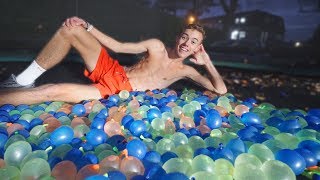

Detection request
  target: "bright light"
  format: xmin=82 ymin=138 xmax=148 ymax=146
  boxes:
xmin=294 ymin=41 xmax=302 ymax=47
xmin=239 ymin=31 xmax=246 ymax=39
xmin=188 ymin=16 xmax=196 ymax=24
xmin=235 ymin=18 xmax=240 ymax=24
xmin=240 ymin=17 xmax=246 ymax=23
xmin=231 ymin=30 xmax=239 ymax=40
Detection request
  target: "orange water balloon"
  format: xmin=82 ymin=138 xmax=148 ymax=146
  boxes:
xmin=214 ymin=106 xmax=228 ymax=117
xmin=166 ymin=90 xmax=177 ymax=97
xmin=76 ymin=164 xmax=100 ymax=180
xmin=51 ymin=160 xmax=77 ymax=180
xmin=39 ymin=113 xmax=54 ymax=121
xmin=0 ymin=158 xmax=5 ymax=168
xmin=104 ymin=120 xmax=122 ymax=137
xmin=197 ymin=124 xmax=211 ymax=135
xmin=164 ymin=120 xmax=176 ymax=134
xmin=234 ymin=104 xmax=250 ymax=117
xmin=43 ymin=117 xmax=61 ymax=132
xmin=120 ymin=156 xmax=145 ymax=179
xmin=71 ymin=117 xmax=86 ymax=128
xmin=99 ymin=155 xmax=121 ymax=174
xmin=7 ymin=123 xmax=25 ymax=136
xmin=179 ymin=115 xmax=195 ymax=130
xmin=166 ymin=102 xmax=177 ymax=108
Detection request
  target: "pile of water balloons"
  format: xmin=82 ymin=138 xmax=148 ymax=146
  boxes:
xmin=0 ymin=88 xmax=319 ymax=179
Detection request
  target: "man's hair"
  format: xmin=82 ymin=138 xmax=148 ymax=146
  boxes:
xmin=182 ymin=23 xmax=206 ymax=41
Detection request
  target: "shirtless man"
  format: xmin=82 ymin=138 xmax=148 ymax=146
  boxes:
xmin=0 ymin=16 xmax=227 ymax=105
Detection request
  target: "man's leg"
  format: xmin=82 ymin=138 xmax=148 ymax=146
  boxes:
xmin=2 ymin=25 xmax=102 ymax=87
xmin=0 ymin=83 xmax=101 ymax=106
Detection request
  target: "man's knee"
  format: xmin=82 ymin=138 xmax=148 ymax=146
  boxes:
xmin=59 ymin=25 xmax=85 ymax=40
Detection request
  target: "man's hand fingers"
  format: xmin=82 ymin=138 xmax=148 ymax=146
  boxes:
xmin=189 ymin=58 xmax=197 ymax=64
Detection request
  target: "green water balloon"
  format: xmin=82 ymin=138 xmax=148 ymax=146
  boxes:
xmin=20 ymin=109 xmax=34 ymax=116
xmin=162 ymin=112 xmax=174 ymax=121
xmin=19 ymin=150 xmax=48 ymax=169
xmin=45 ymin=104 xmax=59 ymax=112
xmin=171 ymin=132 xmax=188 ymax=147
xmin=92 ymin=104 xmax=106 ymax=113
xmin=182 ymin=104 xmax=196 ymax=117
xmin=221 ymin=132 xmax=238 ymax=145
xmin=190 ymin=101 xmax=201 ymax=110
xmin=210 ymin=129 xmax=223 ymax=138
xmin=172 ymin=106 xmax=183 ymax=118
xmin=217 ymin=174 xmax=233 ymax=180
xmin=261 ymin=126 xmax=280 ymax=136
xmin=188 ymin=136 xmax=206 ymax=151
xmin=214 ymin=158 xmax=234 ymax=176
xmin=162 ymin=158 xmax=191 ymax=174
xmin=234 ymin=153 xmax=262 ymax=169
xmin=248 ymin=143 xmax=274 ymax=163
xmin=20 ymin=158 xmax=51 ymax=179
xmin=191 ymin=155 xmax=215 ymax=174
xmin=73 ymin=124 xmax=90 ymax=138
xmin=9 ymin=110 xmax=20 ymax=116
xmin=274 ymin=133 xmax=299 ymax=149
xmin=98 ymin=150 xmax=117 ymax=162
xmin=174 ymin=144 xmax=194 ymax=159
xmin=233 ymin=163 xmax=267 ymax=180
xmin=48 ymin=144 xmax=73 ymax=159
xmin=4 ymin=134 xmax=26 ymax=150
xmin=119 ymin=90 xmax=130 ymax=100
xmin=151 ymin=118 xmax=165 ymax=131
xmin=295 ymin=129 xmax=318 ymax=141
xmin=190 ymin=171 xmax=217 ymax=180
xmin=262 ymin=139 xmax=286 ymax=153
xmin=4 ymin=141 xmax=32 ymax=168
xmin=29 ymin=125 xmax=46 ymax=137
xmin=156 ymin=138 xmax=175 ymax=155
xmin=57 ymin=116 xmax=71 ymax=125
xmin=19 ymin=114 xmax=35 ymax=123
xmin=0 ymin=165 xmax=21 ymax=180
xmin=205 ymin=136 xmax=223 ymax=148
xmin=143 ymin=138 xmax=156 ymax=151
xmin=94 ymin=143 xmax=113 ymax=155
xmin=261 ymin=160 xmax=296 ymax=180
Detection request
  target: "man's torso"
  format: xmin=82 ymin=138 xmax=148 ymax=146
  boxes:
xmin=124 ymin=48 xmax=188 ymax=91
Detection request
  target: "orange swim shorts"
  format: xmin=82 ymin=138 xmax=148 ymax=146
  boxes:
xmin=84 ymin=47 xmax=132 ymax=98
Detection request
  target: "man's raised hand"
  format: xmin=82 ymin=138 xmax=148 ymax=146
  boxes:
xmin=189 ymin=45 xmax=211 ymax=65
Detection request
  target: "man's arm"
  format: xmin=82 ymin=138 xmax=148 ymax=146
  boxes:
xmin=62 ymin=17 xmax=165 ymax=54
xmin=186 ymin=45 xmax=227 ymax=95
xmin=90 ymin=27 xmax=165 ymax=54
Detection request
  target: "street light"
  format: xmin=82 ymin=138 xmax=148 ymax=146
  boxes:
xmin=188 ymin=15 xmax=196 ymax=24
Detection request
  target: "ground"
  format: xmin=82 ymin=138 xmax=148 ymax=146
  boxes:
xmin=0 ymin=59 xmax=319 ymax=110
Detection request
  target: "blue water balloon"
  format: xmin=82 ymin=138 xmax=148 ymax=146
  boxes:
xmin=275 ymin=149 xmax=306 ymax=175
xmin=241 ymin=112 xmax=261 ymax=126
xmin=206 ymin=109 xmax=222 ymax=129
xmin=127 ymin=139 xmax=147 ymax=159
xmin=129 ymin=120 xmax=147 ymax=137
xmin=72 ymin=104 xmax=86 ymax=117
xmin=86 ymin=129 xmax=107 ymax=146
xmin=50 ymin=126 xmax=74 ymax=146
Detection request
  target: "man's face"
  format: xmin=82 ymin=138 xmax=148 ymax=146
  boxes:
xmin=175 ymin=29 xmax=203 ymax=58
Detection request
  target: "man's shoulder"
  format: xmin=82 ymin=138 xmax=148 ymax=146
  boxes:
xmin=146 ymin=38 xmax=165 ymax=49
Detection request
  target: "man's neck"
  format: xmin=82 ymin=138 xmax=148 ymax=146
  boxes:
xmin=166 ymin=47 xmax=184 ymax=62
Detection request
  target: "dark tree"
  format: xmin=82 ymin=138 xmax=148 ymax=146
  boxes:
xmin=219 ymin=0 xmax=238 ymax=37
xmin=154 ymin=0 xmax=216 ymax=17
xmin=135 ymin=0 xmax=152 ymax=7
